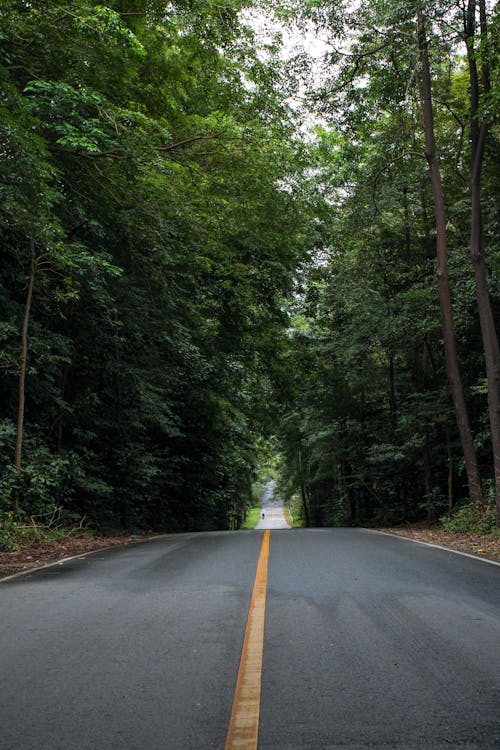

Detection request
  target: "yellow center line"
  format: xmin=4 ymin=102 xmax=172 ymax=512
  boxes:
xmin=225 ymin=529 xmax=270 ymax=750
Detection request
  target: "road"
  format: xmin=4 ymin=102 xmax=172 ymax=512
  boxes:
xmin=1 ymin=529 xmax=499 ymax=749
xmin=255 ymin=480 xmax=290 ymax=529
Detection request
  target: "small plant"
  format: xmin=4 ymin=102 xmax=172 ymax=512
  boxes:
xmin=0 ymin=513 xmax=20 ymax=552
xmin=441 ymin=502 xmax=496 ymax=535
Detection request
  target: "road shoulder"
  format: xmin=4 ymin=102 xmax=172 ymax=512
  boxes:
xmin=371 ymin=525 xmax=500 ymax=564
xmin=0 ymin=532 xmax=160 ymax=581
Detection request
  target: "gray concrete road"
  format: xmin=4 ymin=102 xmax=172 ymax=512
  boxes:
xmin=255 ymin=479 xmax=290 ymax=529
xmin=1 ymin=529 xmax=499 ymax=749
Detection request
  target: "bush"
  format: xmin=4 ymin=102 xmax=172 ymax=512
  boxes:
xmin=0 ymin=425 xmax=79 ymax=518
xmin=285 ymin=493 xmax=306 ymax=527
xmin=0 ymin=513 xmax=20 ymax=552
xmin=441 ymin=503 xmax=496 ymax=535
xmin=0 ymin=507 xmax=91 ymax=552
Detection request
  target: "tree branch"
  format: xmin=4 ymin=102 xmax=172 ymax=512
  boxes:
xmin=51 ymin=134 xmax=222 ymax=160
xmin=155 ymin=134 xmax=222 ymax=152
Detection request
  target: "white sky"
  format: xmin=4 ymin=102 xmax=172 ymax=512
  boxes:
xmin=239 ymin=8 xmax=337 ymax=133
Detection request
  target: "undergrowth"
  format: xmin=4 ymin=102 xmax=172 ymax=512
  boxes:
xmin=0 ymin=509 xmax=91 ymax=552
xmin=241 ymin=506 xmax=261 ymax=530
xmin=441 ymin=502 xmax=497 ymax=535
xmin=285 ymin=494 xmax=306 ymax=527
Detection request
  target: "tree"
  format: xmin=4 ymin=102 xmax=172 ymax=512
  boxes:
xmin=0 ymin=0 xmax=316 ymax=530
xmin=462 ymin=0 xmax=500 ymax=521
xmin=417 ymin=5 xmax=482 ymax=504
xmin=271 ymin=0 xmax=498 ymax=527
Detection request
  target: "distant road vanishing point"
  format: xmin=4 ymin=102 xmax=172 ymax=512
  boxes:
xmin=255 ymin=479 xmax=290 ymax=529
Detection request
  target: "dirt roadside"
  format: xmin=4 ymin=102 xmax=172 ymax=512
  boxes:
xmin=376 ymin=524 xmax=500 ymax=562
xmin=0 ymin=533 xmax=157 ymax=580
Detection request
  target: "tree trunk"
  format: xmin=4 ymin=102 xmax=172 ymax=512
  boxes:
xmin=298 ymin=447 xmax=310 ymax=526
xmin=470 ymin=149 xmax=500 ymax=517
xmin=402 ymin=183 xmax=412 ymax=265
xmin=464 ymin=0 xmax=500 ymax=523
xmin=446 ymin=425 xmax=454 ymax=511
xmin=56 ymin=364 xmax=69 ymax=453
xmin=340 ymin=459 xmax=354 ymax=524
xmin=423 ymin=430 xmax=434 ymax=522
xmin=388 ymin=352 xmax=397 ymax=435
xmin=14 ymin=238 xmax=36 ymax=513
xmin=417 ymin=9 xmax=482 ymax=504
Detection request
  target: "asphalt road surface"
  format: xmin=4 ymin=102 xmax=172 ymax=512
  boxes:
xmin=1 ymin=529 xmax=499 ymax=749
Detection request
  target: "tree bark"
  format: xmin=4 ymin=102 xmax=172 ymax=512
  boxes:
xmin=14 ymin=238 xmax=36 ymax=512
xmin=402 ymin=183 xmax=412 ymax=265
xmin=388 ymin=352 xmax=397 ymax=435
xmin=423 ymin=430 xmax=434 ymax=522
xmin=446 ymin=425 xmax=454 ymax=511
xmin=298 ymin=447 xmax=310 ymax=526
xmin=417 ymin=9 xmax=482 ymax=503
xmin=464 ymin=0 xmax=500 ymax=523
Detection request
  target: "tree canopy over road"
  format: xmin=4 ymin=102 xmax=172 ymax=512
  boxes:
xmin=1 ymin=0 xmax=498 ymax=539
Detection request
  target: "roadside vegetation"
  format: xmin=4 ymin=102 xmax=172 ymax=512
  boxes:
xmin=274 ymin=0 xmax=499 ymax=534
xmin=0 ymin=0 xmax=498 ymax=559
xmin=441 ymin=503 xmax=498 ymax=535
xmin=0 ymin=510 xmax=89 ymax=553
xmin=240 ymin=507 xmax=262 ymax=531
xmin=0 ymin=1 xmax=316 ymax=540
xmin=284 ymin=495 xmax=306 ymax=528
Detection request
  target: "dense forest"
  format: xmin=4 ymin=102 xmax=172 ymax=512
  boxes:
xmin=1 ymin=0 xmax=498 ymax=543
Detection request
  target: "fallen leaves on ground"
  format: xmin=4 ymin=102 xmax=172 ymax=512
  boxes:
xmin=0 ymin=533 xmax=156 ymax=579
xmin=376 ymin=523 xmax=500 ymax=561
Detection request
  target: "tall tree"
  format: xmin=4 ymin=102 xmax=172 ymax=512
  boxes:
xmin=462 ymin=0 xmax=500 ymax=520
xmin=417 ymin=5 xmax=482 ymax=503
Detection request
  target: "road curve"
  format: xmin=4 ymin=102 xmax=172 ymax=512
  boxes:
xmin=0 ymin=528 xmax=499 ymax=749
